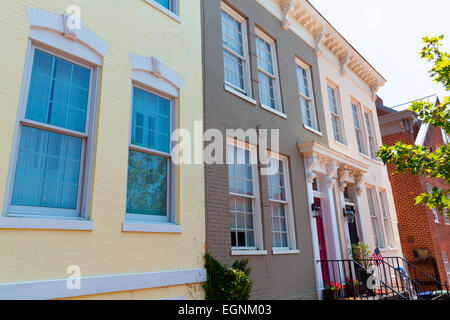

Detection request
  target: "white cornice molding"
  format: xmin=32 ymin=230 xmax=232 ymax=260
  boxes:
xmin=129 ymin=54 xmax=182 ymax=98
xmin=258 ymin=0 xmax=386 ymax=91
xmin=298 ymin=140 xmax=369 ymax=174
xmin=26 ymin=7 xmax=109 ymax=65
xmin=0 ymin=268 xmax=206 ymax=300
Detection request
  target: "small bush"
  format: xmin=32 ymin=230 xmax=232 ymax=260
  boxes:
xmin=203 ymin=253 xmax=253 ymax=300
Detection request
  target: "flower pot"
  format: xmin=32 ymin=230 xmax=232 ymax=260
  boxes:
xmin=323 ymin=289 xmax=338 ymax=300
xmin=345 ymin=284 xmax=359 ymax=298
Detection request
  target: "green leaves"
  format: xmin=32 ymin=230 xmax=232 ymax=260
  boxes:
xmin=377 ymin=35 xmax=449 ymax=214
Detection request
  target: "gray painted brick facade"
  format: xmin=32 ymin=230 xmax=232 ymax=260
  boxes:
xmin=202 ymin=0 xmax=329 ymax=300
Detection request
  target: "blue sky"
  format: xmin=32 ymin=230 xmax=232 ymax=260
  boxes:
xmin=308 ymin=0 xmax=449 ymax=107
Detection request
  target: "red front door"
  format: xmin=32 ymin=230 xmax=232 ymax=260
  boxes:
xmin=315 ymin=197 xmax=330 ymax=286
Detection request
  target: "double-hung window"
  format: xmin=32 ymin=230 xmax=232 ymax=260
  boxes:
xmin=367 ymin=187 xmax=385 ymax=248
xmin=296 ymin=59 xmax=318 ymax=130
xmin=443 ymin=251 xmax=450 ymax=282
xmin=444 ymin=209 xmax=449 ymax=225
xmin=255 ymin=29 xmax=282 ymax=112
xmin=426 ymin=183 xmax=440 ymax=223
xmin=227 ymin=141 xmax=261 ymax=250
xmin=379 ymin=190 xmax=395 ymax=248
xmin=267 ymin=155 xmax=296 ymax=250
xmin=125 ymin=86 xmax=173 ymax=222
xmin=221 ymin=3 xmax=251 ymax=96
xmin=327 ymin=85 xmax=345 ymax=144
xmin=364 ymin=111 xmax=378 ymax=159
xmin=351 ymin=102 xmax=367 ymax=155
xmin=7 ymin=48 xmax=94 ymax=219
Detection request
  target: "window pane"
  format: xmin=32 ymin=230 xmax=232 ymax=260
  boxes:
xmin=126 ymin=150 xmax=167 ymax=216
xmin=154 ymin=0 xmax=170 ymax=10
xmin=131 ymin=87 xmax=170 ymax=153
xmin=11 ymin=126 xmax=82 ymax=210
xmin=26 ymin=50 xmax=90 ymax=133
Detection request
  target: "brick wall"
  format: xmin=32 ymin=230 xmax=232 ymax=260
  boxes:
xmin=202 ymin=0 xmax=329 ymax=299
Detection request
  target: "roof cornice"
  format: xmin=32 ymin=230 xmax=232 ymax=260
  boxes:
xmin=268 ymin=0 xmax=386 ymax=92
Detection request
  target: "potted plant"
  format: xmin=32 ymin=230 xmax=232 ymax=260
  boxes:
xmin=351 ymin=242 xmax=375 ymax=296
xmin=323 ymin=281 xmax=343 ymax=300
xmin=345 ymin=278 xmax=360 ymax=298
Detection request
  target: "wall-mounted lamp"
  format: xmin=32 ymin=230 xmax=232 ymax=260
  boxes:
xmin=311 ymin=203 xmax=322 ymax=218
xmin=343 ymin=207 xmax=355 ymax=223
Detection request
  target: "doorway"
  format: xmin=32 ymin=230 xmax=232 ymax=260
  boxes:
xmin=315 ymin=197 xmax=330 ymax=285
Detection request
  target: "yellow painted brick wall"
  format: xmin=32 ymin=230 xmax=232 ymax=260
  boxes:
xmin=0 ymin=0 xmax=204 ymax=299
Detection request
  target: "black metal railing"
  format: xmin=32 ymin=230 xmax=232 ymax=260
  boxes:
xmin=317 ymin=257 xmax=449 ymax=300
xmin=317 ymin=259 xmax=407 ymax=300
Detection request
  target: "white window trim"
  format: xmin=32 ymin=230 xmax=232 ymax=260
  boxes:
xmin=366 ymin=185 xmax=386 ymax=249
xmin=221 ymin=2 xmax=253 ymax=98
xmin=124 ymin=84 xmax=177 ymax=226
xmin=351 ymin=101 xmax=368 ymax=155
xmin=267 ymin=151 xmax=297 ymax=251
xmin=442 ymin=251 xmax=450 ymax=283
xmin=227 ymin=136 xmax=264 ymax=252
xmin=143 ymin=0 xmax=181 ymax=23
xmin=2 ymin=42 xmax=99 ymax=224
xmin=255 ymin=28 xmax=283 ymax=113
xmin=272 ymin=249 xmax=300 ymax=255
xmin=378 ymin=189 xmax=395 ymax=249
xmin=296 ymin=58 xmax=319 ymax=131
xmin=260 ymin=103 xmax=287 ymax=119
xmin=224 ymin=84 xmax=257 ymax=105
xmin=327 ymin=83 xmax=346 ymax=145
xmin=363 ymin=109 xmax=378 ymax=160
xmin=444 ymin=209 xmax=449 ymax=225
xmin=231 ymin=250 xmax=268 ymax=256
xmin=426 ymin=183 xmax=440 ymax=223
xmin=0 ymin=216 xmax=93 ymax=231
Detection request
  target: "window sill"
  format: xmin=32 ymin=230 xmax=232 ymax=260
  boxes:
xmin=303 ymin=125 xmax=322 ymax=136
xmin=272 ymin=249 xmax=300 ymax=255
xmin=0 ymin=216 xmax=93 ymax=231
xmin=359 ymin=152 xmax=370 ymax=160
xmin=334 ymin=140 xmax=348 ymax=148
xmin=122 ymin=221 xmax=182 ymax=233
xmin=231 ymin=250 xmax=268 ymax=256
xmin=224 ymin=84 xmax=256 ymax=105
xmin=143 ymin=0 xmax=181 ymax=23
xmin=260 ymin=103 xmax=287 ymax=119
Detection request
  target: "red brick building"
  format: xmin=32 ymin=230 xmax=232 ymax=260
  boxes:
xmin=376 ymin=97 xmax=450 ymax=287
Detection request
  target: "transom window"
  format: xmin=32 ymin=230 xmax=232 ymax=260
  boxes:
xmin=228 ymin=144 xmax=258 ymax=249
xmin=7 ymin=48 xmax=93 ymax=218
xmin=367 ymin=187 xmax=385 ymax=248
xmin=296 ymin=60 xmax=318 ymax=130
xmin=126 ymin=86 xmax=173 ymax=222
xmin=221 ymin=4 xmax=250 ymax=95
xmin=364 ymin=111 xmax=377 ymax=159
xmin=255 ymin=30 xmax=281 ymax=112
xmin=327 ymin=85 xmax=345 ymax=144
xmin=351 ymin=103 xmax=367 ymax=155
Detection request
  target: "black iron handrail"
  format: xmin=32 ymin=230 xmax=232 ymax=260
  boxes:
xmin=317 ymin=259 xmax=407 ymax=300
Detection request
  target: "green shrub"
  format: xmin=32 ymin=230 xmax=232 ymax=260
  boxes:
xmin=203 ymin=253 xmax=253 ymax=300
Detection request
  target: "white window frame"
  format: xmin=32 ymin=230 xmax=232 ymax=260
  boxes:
xmin=296 ymin=58 xmax=319 ymax=132
xmin=426 ymin=183 xmax=440 ymax=223
xmin=351 ymin=101 xmax=367 ymax=155
xmin=266 ymin=152 xmax=297 ymax=252
xmin=442 ymin=251 xmax=450 ymax=283
xmin=255 ymin=28 xmax=282 ymax=113
xmin=125 ymin=84 xmax=176 ymax=224
xmin=444 ymin=208 xmax=449 ymax=225
xmin=364 ymin=110 xmax=378 ymax=160
xmin=3 ymin=43 xmax=98 ymax=220
xmin=227 ymin=137 xmax=264 ymax=253
xmin=221 ymin=2 xmax=252 ymax=98
xmin=327 ymin=83 xmax=346 ymax=145
xmin=378 ymin=189 xmax=395 ymax=248
xmin=144 ymin=0 xmax=180 ymax=22
xmin=366 ymin=186 xmax=386 ymax=249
